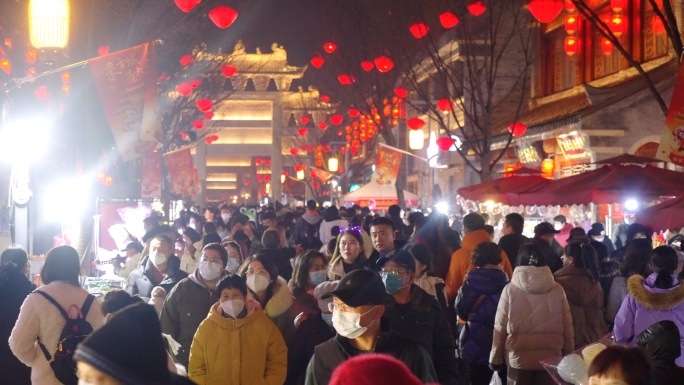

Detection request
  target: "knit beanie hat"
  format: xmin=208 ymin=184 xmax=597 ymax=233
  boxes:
xmin=329 ymin=353 xmax=429 ymax=385
xmin=74 ymin=302 xmax=191 ymax=385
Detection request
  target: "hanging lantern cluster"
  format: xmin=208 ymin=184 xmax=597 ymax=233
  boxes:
xmin=563 ymin=1 xmax=579 ymax=56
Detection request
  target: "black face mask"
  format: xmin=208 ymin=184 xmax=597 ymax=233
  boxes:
xmin=233 ymin=230 xmax=248 ymax=242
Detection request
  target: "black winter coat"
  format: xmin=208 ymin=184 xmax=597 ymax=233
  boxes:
xmin=498 ymin=233 xmax=529 ymax=269
xmin=455 ymin=267 xmax=508 ymax=366
xmin=384 ymin=285 xmax=460 ymax=385
xmin=637 ymin=320 xmax=684 ymax=385
xmin=0 ymin=267 xmax=35 ymax=385
xmin=304 ymin=318 xmax=437 ymax=385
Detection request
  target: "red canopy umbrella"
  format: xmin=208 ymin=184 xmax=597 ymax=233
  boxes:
xmin=636 ymin=196 xmax=684 ymax=231
xmin=458 ymin=175 xmax=550 ymax=205
xmin=509 ymin=164 xmax=684 ymax=206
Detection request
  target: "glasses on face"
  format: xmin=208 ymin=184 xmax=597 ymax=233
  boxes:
xmin=328 ymin=302 xmax=354 ymax=313
xmin=379 ymin=270 xmax=408 ymax=278
xmin=245 ymin=268 xmax=269 ymax=277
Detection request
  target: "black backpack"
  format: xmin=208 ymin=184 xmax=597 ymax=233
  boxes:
xmin=33 ymin=290 xmax=95 ymax=385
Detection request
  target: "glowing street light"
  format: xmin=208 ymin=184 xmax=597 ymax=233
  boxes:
xmin=29 ymin=0 xmax=70 ymax=49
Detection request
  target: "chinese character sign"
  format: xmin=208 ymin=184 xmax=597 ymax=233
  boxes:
xmin=515 ymin=143 xmax=542 ymax=165
xmin=657 ymin=63 xmax=684 ymax=166
xmin=166 ymin=148 xmax=194 ymax=195
xmin=371 ymin=145 xmax=403 ymax=186
xmin=89 ymin=42 xmax=161 ymax=161
xmin=141 ymin=151 xmax=162 ymax=198
xmin=556 ymin=131 xmax=587 ymax=159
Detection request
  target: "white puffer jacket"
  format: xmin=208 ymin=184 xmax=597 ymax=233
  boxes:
xmin=490 ymin=266 xmax=574 ymax=370
xmin=9 ymin=281 xmax=104 ymax=385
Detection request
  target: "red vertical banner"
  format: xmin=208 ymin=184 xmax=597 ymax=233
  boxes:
xmin=89 ymin=42 xmax=161 ymax=161
xmin=371 ymin=144 xmax=403 ymax=186
xmin=140 ymin=151 xmax=162 ymax=198
xmin=657 ymin=62 xmax=684 ymax=165
xmin=166 ymin=148 xmax=194 ymax=195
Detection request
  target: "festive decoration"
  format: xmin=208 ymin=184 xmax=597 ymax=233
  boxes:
xmin=179 ymin=131 xmax=189 ymax=140
xmin=407 ymin=117 xmax=425 ymax=130
xmin=527 ymin=0 xmax=563 ymax=24
xmin=467 ymin=1 xmax=487 ymax=17
xmin=565 ymin=0 xmax=576 ymax=12
xmin=350 ymin=146 xmax=359 ymax=155
xmin=174 ymin=0 xmax=200 ymax=13
xmin=310 ymin=57 xmax=324 ymax=68
xmin=394 ymin=87 xmax=408 ymax=98
xmin=176 ymin=82 xmax=192 ymax=96
xmin=409 ymin=23 xmax=429 ymax=39
xmin=221 ymin=64 xmax=238 ymax=77
xmin=208 ymin=6 xmax=238 ymax=29
xmin=440 ymin=12 xmax=460 ymax=29
xmin=602 ymin=38 xmax=613 ymax=55
xmin=542 ymin=158 xmax=555 ymax=178
xmin=330 ymin=115 xmax=344 ymax=125
xmin=610 ymin=13 xmax=624 ymax=37
xmin=338 ymin=74 xmax=353 ymax=85
xmin=320 ymin=95 xmax=330 ymax=103
xmin=436 ymin=137 xmax=456 ymax=151
xmin=196 ymin=99 xmax=212 ymax=112
xmin=290 ymin=148 xmax=298 ymax=155
xmin=264 ymin=159 xmax=271 ymax=166
xmin=256 ymin=158 xmax=263 ymax=165
xmin=0 ymin=57 xmax=10 ymax=74
xmin=436 ymin=98 xmax=453 ymax=113
xmin=323 ymin=42 xmax=337 ymax=53
xmin=328 ymin=157 xmax=339 ymax=172
xmin=193 ymin=120 xmax=204 ymax=129
xmin=204 ymin=111 xmax=214 ymax=120
xmin=361 ymin=61 xmax=374 ymax=71
xmin=256 ymin=175 xmax=263 ymax=183
xmin=204 ymin=135 xmax=219 ymax=144
xmin=318 ymin=122 xmax=328 ymax=130
xmin=98 ymin=45 xmax=109 ymax=56
xmin=298 ymin=128 xmax=308 ymax=136
xmin=244 ymin=179 xmax=250 ymax=185
xmin=507 ymin=122 xmax=528 ymax=137
xmin=348 ymin=108 xmax=360 ymax=117
xmin=564 ymin=36 xmax=578 ymax=56
xmin=374 ymin=56 xmax=394 ymax=72
xmin=179 ymin=55 xmax=194 ymax=66
xmin=323 ymin=145 xmax=331 ymax=152
xmin=301 ymin=115 xmax=310 ymax=124
xmin=409 ymin=129 xmax=424 ymax=150
xmin=264 ymin=175 xmax=271 ymax=182
xmin=610 ymin=0 xmax=625 ymax=11
xmin=565 ymin=15 xmax=578 ymax=34
xmin=34 ymin=85 xmax=50 ymax=100
xmin=29 ymin=0 xmax=70 ymax=49
xmin=188 ymin=79 xmax=201 ymax=88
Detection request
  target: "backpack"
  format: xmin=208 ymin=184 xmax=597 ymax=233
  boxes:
xmin=32 ymin=290 xmax=95 ymax=385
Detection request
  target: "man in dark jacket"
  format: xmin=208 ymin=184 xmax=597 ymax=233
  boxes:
xmin=636 ymin=320 xmax=684 ymax=385
xmin=295 ymin=200 xmax=322 ymax=244
xmin=160 ymin=244 xmax=228 ymax=367
xmin=379 ymin=250 xmax=460 ymax=385
xmin=305 ymin=270 xmax=437 ymax=385
xmin=368 ymin=217 xmax=407 ymax=271
xmin=498 ymin=213 xmax=529 ymax=270
xmin=387 ymin=205 xmax=410 ymax=241
xmin=531 ymin=222 xmax=563 ymax=273
xmin=127 ymin=234 xmax=187 ymax=300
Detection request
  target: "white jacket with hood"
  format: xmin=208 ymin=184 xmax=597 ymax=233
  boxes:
xmin=490 ymin=265 xmax=574 ymax=370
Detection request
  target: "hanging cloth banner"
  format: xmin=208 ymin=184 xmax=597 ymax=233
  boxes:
xmin=166 ymin=148 xmax=195 ymax=195
xmin=89 ymin=42 xmax=162 ymax=161
xmin=657 ymin=61 xmax=684 ymax=165
xmin=140 ymin=150 xmax=162 ymax=198
xmin=372 ymin=144 xmax=403 ymax=187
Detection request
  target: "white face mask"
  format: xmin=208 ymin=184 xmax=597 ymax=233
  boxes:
xmin=151 ymin=251 xmax=168 ymax=267
xmin=220 ymin=299 xmax=245 ymax=318
xmin=226 ymin=258 xmax=241 ymax=274
xmin=221 ymin=214 xmax=231 ymax=223
xmin=554 ymin=223 xmax=563 ymax=231
xmin=309 ymin=270 xmax=327 ymax=286
xmin=246 ymin=274 xmax=270 ymax=292
xmin=199 ymin=260 xmax=223 ymax=281
xmin=332 ymin=306 xmax=377 ymax=339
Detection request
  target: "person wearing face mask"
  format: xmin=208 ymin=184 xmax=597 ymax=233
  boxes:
xmin=553 ymin=215 xmax=574 ymax=248
xmin=0 ymin=247 xmax=35 ymax=385
xmin=222 ymin=240 xmax=244 ymax=274
xmin=287 ymin=251 xmax=335 ymax=385
xmin=127 ymin=235 xmax=187 ymax=300
xmin=305 ymin=269 xmax=437 ymax=385
xmin=180 ymin=227 xmax=202 ymax=275
xmin=379 ymin=250 xmax=460 ymax=385
xmin=589 ymin=223 xmax=615 ymax=255
xmin=160 ymin=243 xmax=229 ymax=368
xmin=531 ymin=222 xmax=564 ymax=273
xmin=498 ymin=213 xmax=530 ymax=271
xmin=240 ymin=252 xmax=297 ymax=348
xmin=188 ymin=274 xmax=287 ymax=385
xmin=220 ymin=206 xmax=233 ymax=229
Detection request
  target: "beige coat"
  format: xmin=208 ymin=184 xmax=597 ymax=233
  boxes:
xmin=490 ymin=266 xmax=574 ymax=370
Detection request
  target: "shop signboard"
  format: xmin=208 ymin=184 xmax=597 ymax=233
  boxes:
xmin=516 ymin=143 xmax=543 ymax=165
xmin=557 ymin=130 xmax=588 ymax=159
xmin=656 ymin=60 xmax=684 ymax=166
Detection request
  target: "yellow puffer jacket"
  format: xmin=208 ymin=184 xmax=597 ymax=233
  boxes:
xmin=188 ymin=302 xmax=288 ymax=385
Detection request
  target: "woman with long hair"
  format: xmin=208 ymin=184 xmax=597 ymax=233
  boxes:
xmin=614 ymin=245 xmax=684 ymax=366
xmin=554 ymin=241 xmax=608 ymax=349
xmin=326 ymin=228 xmax=368 ymax=280
xmin=606 ymin=239 xmax=653 ymax=326
xmin=221 ymin=240 xmax=243 ymax=274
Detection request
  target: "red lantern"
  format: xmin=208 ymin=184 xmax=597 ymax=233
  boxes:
xmin=290 ymin=148 xmax=298 ymax=155
xmin=0 ymin=57 xmax=10 ymax=75
xmin=602 ymin=38 xmax=613 ymax=55
xmin=323 ymin=42 xmax=337 ymax=53
xmin=298 ymin=128 xmax=308 ymax=136
xmin=209 ymin=6 xmax=239 ymax=29
xmin=348 ymin=108 xmax=360 ymax=118
xmin=320 ymin=95 xmax=330 ymax=103
xmin=436 ymin=99 xmax=453 ymax=113
xmin=527 ymin=0 xmax=563 ymax=24
xmin=205 ymin=135 xmax=219 ymax=144
xmin=323 ymin=145 xmax=331 ymax=152
xmin=439 ymin=12 xmax=460 ymax=29
xmin=283 ymin=171 xmax=289 ymax=176
xmin=196 ymin=99 xmax=212 ymax=112
xmin=394 ymin=87 xmax=408 ymax=98
xmin=98 ymin=46 xmax=109 ymax=56
xmin=565 ymin=0 xmax=576 ymax=12
xmin=310 ymin=57 xmax=324 ymax=68
xmin=350 ymin=146 xmax=358 ymax=155
xmin=338 ymin=74 xmax=353 ymax=85
xmin=264 ymin=159 xmax=271 ymax=166
xmin=436 ymin=137 xmax=456 ymax=151
xmin=176 ymin=82 xmax=192 ymax=96
xmin=221 ymin=64 xmax=238 ymax=77
xmin=34 ymin=85 xmax=50 ymax=100
xmin=174 ymin=0 xmax=200 ymax=13
xmin=315 ymin=159 xmax=323 ymax=167
xmin=330 ymin=115 xmax=344 ymax=125
xmin=256 ymin=158 xmax=263 ymax=165
xmin=467 ymin=1 xmax=487 ymax=16
xmin=507 ymin=122 xmax=527 ymax=137
xmin=409 ymin=23 xmax=429 ymax=39
xmin=310 ymin=171 xmax=317 ymax=178
xmin=189 ymin=79 xmax=202 ymax=88
xmin=193 ymin=120 xmax=204 ymax=130
xmin=301 ymin=115 xmax=310 ymax=124
xmin=407 ymin=117 xmax=425 ymax=130
xmin=256 ymin=175 xmax=263 ymax=183
xmin=610 ymin=13 xmax=624 ymax=37
xmin=610 ymin=0 xmax=625 ymax=11
xmin=204 ymin=111 xmax=214 ymax=120
xmin=361 ymin=61 xmax=374 ymax=71
xmin=564 ymin=36 xmax=578 ymax=56
xmin=179 ymin=131 xmax=189 ymax=140
xmin=179 ymin=55 xmax=194 ymax=66
xmin=541 ymin=158 xmax=555 ymax=178
xmin=318 ymin=122 xmax=328 ymax=130
xmin=244 ymin=179 xmax=250 ymax=185
xmin=652 ymin=15 xmax=665 ymax=34
xmin=564 ymin=15 xmax=578 ymax=34
xmin=374 ymin=56 xmax=394 ymax=73
xmin=307 ymin=144 xmax=314 ymax=151
xmin=264 ymin=175 xmax=271 ymax=182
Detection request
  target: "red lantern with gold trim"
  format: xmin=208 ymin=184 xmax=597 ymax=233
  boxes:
xmin=564 ymin=36 xmax=578 ymax=56
xmin=565 ymin=15 xmax=578 ymax=35
xmin=610 ymin=13 xmax=624 ymax=37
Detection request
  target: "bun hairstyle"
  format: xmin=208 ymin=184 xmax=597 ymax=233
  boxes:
xmin=517 ymin=243 xmax=546 ymax=267
xmin=564 ymin=241 xmax=600 ymax=282
xmin=651 ymin=246 xmax=678 ymax=289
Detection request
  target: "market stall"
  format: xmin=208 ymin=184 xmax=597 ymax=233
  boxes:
xmin=636 ymin=195 xmax=684 ymax=231
xmin=342 ymin=183 xmax=419 ymax=211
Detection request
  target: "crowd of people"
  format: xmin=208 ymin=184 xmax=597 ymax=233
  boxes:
xmin=0 ymin=200 xmax=683 ymax=385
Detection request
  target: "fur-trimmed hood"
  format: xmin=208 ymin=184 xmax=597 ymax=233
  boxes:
xmin=258 ymin=276 xmax=293 ymax=318
xmin=627 ymin=274 xmax=684 ymax=310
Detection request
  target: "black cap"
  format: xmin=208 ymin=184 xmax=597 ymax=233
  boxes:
xmin=534 ymin=222 xmax=560 ymax=236
xmin=567 ymin=227 xmax=587 ymax=242
xmin=588 ymin=223 xmax=605 ymax=236
xmin=323 ymin=270 xmax=387 ymax=307
xmin=377 ymin=250 xmax=416 ymax=272
xmin=121 ymin=242 xmax=143 ymax=253
xmin=553 ymin=215 xmax=567 ymax=223
xmin=403 ymin=243 xmax=431 ymax=267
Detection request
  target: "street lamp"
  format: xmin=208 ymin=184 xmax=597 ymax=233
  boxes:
xmin=328 ymin=157 xmax=339 ymax=172
xmin=29 ymin=0 xmax=70 ymax=49
xmin=409 ymin=129 xmax=425 ymax=150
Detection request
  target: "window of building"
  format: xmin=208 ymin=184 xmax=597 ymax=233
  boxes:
xmin=542 ymin=28 xmax=580 ymax=95
xmin=642 ymin=0 xmax=669 ymax=60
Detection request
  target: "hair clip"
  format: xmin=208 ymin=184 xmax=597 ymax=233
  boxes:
xmin=339 ymin=226 xmax=362 ymax=235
